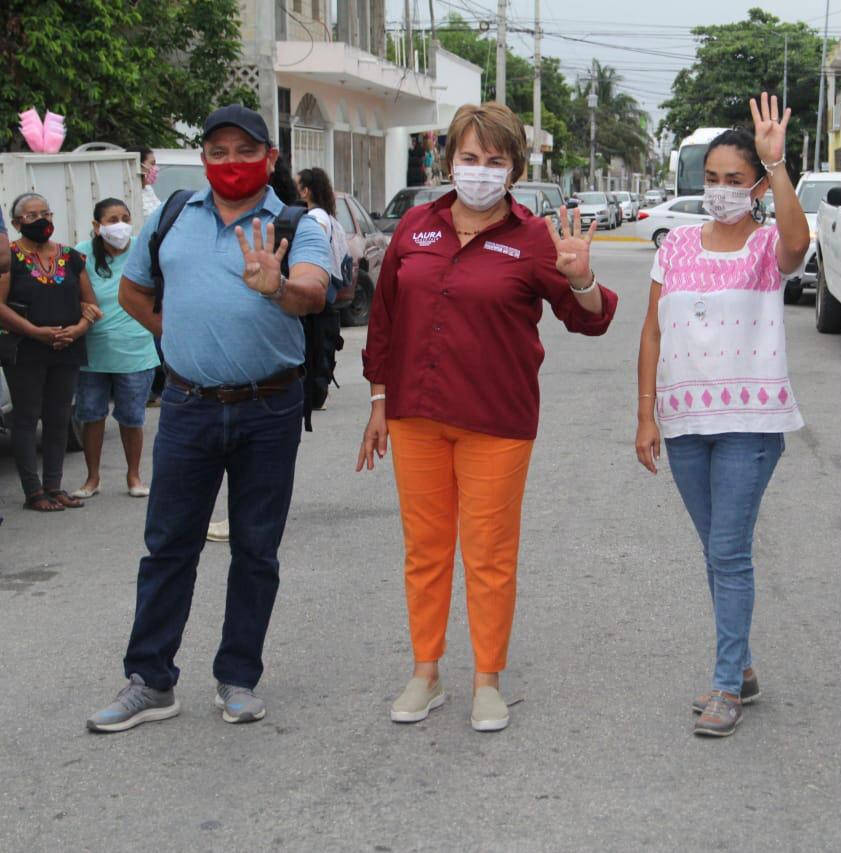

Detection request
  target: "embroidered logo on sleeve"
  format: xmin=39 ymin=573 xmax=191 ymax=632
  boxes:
xmin=484 ymin=240 xmax=521 ymax=258
xmin=412 ymin=230 xmax=442 ymax=247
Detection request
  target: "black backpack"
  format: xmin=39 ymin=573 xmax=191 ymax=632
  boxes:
xmin=147 ymin=189 xmax=342 ymax=431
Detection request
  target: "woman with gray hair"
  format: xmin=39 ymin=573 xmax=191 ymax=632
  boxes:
xmin=0 ymin=193 xmax=100 ymax=511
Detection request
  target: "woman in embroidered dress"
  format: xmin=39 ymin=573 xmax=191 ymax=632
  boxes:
xmin=635 ymin=94 xmax=809 ymax=737
xmin=0 ymin=193 xmax=100 ymax=511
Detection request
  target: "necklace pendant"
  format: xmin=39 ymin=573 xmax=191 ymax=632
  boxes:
xmin=693 ymin=299 xmax=706 ymax=320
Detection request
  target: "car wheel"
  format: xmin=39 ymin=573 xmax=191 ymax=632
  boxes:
xmin=653 ymin=229 xmax=668 ymax=249
xmin=66 ymin=406 xmax=84 ymax=453
xmin=783 ymin=279 xmax=803 ymax=305
xmin=815 ymin=262 xmax=841 ymax=333
xmin=340 ymin=272 xmax=374 ymax=327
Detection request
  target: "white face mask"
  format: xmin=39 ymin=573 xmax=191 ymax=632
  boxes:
xmin=702 ymin=177 xmax=763 ymax=225
xmin=99 ymin=221 xmax=133 ymax=250
xmin=452 ymin=165 xmax=511 ymax=211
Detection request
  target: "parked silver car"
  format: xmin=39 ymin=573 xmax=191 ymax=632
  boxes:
xmin=614 ymin=191 xmax=639 ymax=222
xmin=573 ymin=191 xmax=617 ymax=230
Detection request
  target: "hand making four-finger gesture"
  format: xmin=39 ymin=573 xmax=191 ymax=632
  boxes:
xmin=234 ymin=217 xmax=289 ymax=295
xmin=749 ymin=91 xmax=789 ymax=167
xmin=545 ymin=205 xmax=597 ymax=289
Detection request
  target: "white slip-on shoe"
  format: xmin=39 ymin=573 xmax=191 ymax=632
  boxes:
xmin=70 ymin=485 xmax=100 ymax=499
xmin=471 ymin=686 xmax=510 ymax=732
xmin=128 ymin=485 xmax=150 ymax=498
xmin=206 ymin=519 xmax=230 ymax=542
xmin=390 ymin=677 xmax=445 ymax=723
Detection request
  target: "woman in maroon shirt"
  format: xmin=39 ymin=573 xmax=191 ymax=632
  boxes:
xmin=357 ymin=103 xmax=618 ymax=731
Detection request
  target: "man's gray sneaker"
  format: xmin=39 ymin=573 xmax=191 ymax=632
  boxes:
xmin=86 ymin=674 xmax=180 ymax=733
xmin=693 ymin=690 xmax=743 ymax=737
xmin=692 ymin=673 xmax=760 ymax=713
xmin=214 ymin=683 xmax=266 ymax=723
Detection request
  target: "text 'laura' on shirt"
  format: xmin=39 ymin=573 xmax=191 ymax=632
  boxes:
xmin=122 ymin=186 xmax=332 ymax=387
xmin=651 ymin=224 xmax=804 ymax=438
xmin=362 ymin=190 xmax=618 ymax=441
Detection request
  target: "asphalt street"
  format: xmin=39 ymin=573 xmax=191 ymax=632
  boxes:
xmin=1 ymin=241 xmax=840 ymax=852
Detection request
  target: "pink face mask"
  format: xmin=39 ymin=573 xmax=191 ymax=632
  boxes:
xmin=144 ymin=164 xmax=159 ymax=185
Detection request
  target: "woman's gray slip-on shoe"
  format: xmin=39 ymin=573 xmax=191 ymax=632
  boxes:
xmin=390 ymin=677 xmax=445 ymax=723
xmin=470 ymin=686 xmax=510 ymax=732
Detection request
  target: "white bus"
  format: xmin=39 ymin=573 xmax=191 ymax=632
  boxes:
xmin=675 ymin=127 xmax=729 ymax=197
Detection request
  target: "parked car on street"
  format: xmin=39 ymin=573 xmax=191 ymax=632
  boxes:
xmin=637 ymin=196 xmax=712 ymax=247
xmin=782 ymin=172 xmax=841 ymax=304
xmin=614 ymin=191 xmax=639 ymax=222
xmin=573 ymin=191 xmax=618 ymax=230
xmin=510 ymin=187 xmax=561 ymax=230
xmin=607 ymin=192 xmax=624 ymax=225
xmin=515 ymin=181 xmax=570 ymax=211
xmin=644 ymin=189 xmax=665 ymax=207
xmin=814 ymin=186 xmax=841 ymax=333
xmin=373 ymin=185 xmax=452 ymax=234
xmin=333 ymin=191 xmax=389 ymax=326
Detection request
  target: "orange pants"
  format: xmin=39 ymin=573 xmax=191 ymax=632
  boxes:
xmin=388 ymin=418 xmax=534 ymax=672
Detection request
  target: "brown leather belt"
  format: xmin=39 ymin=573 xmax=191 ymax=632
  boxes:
xmin=164 ymin=365 xmax=304 ymax=404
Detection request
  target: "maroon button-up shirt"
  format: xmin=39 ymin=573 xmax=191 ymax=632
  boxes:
xmin=362 ymin=191 xmax=618 ymax=439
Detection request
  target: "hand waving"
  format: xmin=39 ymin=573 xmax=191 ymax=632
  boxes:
xmin=234 ymin=217 xmax=289 ymax=295
xmin=546 ymin=206 xmax=597 ymax=288
xmin=750 ymin=91 xmax=789 ymax=166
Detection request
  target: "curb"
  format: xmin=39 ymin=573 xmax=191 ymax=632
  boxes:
xmin=592 ymin=234 xmax=647 ymax=243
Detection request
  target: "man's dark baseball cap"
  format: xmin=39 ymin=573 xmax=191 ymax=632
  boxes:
xmin=203 ymin=104 xmax=272 ymax=146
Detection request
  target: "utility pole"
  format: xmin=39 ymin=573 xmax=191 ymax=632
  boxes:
xmin=588 ymin=58 xmax=598 ymax=190
xmin=404 ymin=0 xmax=413 ymax=69
xmin=815 ymin=0 xmax=830 ymax=172
xmin=783 ymin=34 xmax=788 ymax=114
xmin=531 ymin=0 xmax=541 ymax=181
xmin=496 ymin=0 xmax=507 ymax=104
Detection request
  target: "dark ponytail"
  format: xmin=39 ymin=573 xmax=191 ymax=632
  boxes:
xmin=703 ymin=128 xmax=766 ymax=183
xmin=297 ymin=167 xmax=336 ymax=217
xmin=91 ymin=197 xmax=129 ymax=278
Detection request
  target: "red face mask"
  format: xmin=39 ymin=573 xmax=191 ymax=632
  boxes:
xmin=205 ymin=157 xmax=269 ymax=201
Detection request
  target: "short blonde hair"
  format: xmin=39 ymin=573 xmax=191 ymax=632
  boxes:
xmin=444 ymin=103 xmax=527 ymax=179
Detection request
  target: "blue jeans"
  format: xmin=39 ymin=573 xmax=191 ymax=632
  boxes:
xmin=665 ymin=432 xmax=784 ymax=695
xmin=123 ymin=379 xmax=303 ymax=690
xmin=76 ymin=368 xmax=156 ymax=427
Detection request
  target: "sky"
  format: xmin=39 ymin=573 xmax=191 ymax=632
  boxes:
xmin=383 ymin=1 xmax=841 ymax=123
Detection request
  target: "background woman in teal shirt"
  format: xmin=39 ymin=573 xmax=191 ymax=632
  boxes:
xmin=72 ymin=198 xmax=159 ymax=499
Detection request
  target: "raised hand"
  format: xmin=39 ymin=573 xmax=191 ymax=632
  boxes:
xmin=234 ymin=217 xmax=289 ymax=295
xmin=545 ymin=206 xmax=597 ymax=288
xmin=749 ymin=91 xmax=789 ymax=166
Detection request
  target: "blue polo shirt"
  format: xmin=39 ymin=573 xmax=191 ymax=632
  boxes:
xmin=124 ymin=186 xmax=331 ymax=386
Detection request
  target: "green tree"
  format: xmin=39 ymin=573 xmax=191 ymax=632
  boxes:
xmin=1 ymin=0 xmax=257 ymax=150
xmin=660 ymin=8 xmax=826 ymax=177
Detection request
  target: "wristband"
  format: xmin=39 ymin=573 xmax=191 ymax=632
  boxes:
xmin=569 ymin=272 xmax=597 ymax=294
xmin=370 ymin=394 xmax=386 ymax=403
xmin=262 ymin=273 xmax=287 ymax=300
xmin=761 ymin=157 xmax=785 ymax=177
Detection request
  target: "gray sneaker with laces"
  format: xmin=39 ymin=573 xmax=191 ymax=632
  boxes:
xmin=86 ymin=674 xmax=180 ymax=733
xmin=214 ymin=683 xmax=266 ymax=723
xmin=693 ymin=690 xmax=743 ymax=737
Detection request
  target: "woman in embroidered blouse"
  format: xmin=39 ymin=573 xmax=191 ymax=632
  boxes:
xmin=635 ymin=94 xmax=809 ymax=737
xmin=0 ymin=193 xmax=100 ymax=511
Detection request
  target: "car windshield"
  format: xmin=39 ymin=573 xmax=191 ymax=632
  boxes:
xmin=382 ymin=187 xmax=449 ymax=219
xmin=615 ymin=192 xmax=631 ymax=202
xmin=511 ymin=189 xmax=539 ymax=213
xmin=154 ymin=164 xmax=207 ymax=201
xmin=576 ymin=192 xmax=606 ymax=204
xmin=797 ymin=180 xmax=841 ymax=213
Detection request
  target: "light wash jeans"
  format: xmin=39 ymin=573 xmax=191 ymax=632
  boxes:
xmin=665 ymin=432 xmax=784 ymax=695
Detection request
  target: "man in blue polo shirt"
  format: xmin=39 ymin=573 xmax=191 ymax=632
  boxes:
xmin=87 ymin=105 xmax=331 ymax=732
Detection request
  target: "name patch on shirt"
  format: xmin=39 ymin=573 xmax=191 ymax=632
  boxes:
xmin=484 ymin=240 xmax=521 ymax=259
xmin=412 ymin=230 xmax=443 ymax=247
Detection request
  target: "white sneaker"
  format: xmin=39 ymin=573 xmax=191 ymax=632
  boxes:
xmin=390 ymin=677 xmax=445 ymax=723
xmin=206 ymin=519 xmax=229 ymax=542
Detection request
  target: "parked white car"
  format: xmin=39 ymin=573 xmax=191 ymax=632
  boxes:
xmin=783 ymin=172 xmax=841 ymax=304
xmin=814 ymin=186 xmax=841 ymax=333
xmin=614 ymin=191 xmax=639 ymax=222
xmin=573 ymin=191 xmax=618 ymax=230
xmin=637 ymin=196 xmax=712 ymax=247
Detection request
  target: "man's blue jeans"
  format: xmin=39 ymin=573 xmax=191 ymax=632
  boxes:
xmin=123 ymin=379 xmax=303 ymax=690
xmin=665 ymin=432 xmax=784 ymax=696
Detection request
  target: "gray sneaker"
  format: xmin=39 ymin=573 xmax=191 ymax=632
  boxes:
xmin=693 ymin=690 xmax=743 ymax=737
xmin=214 ymin=683 xmax=266 ymax=723
xmin=692 ymin=672 xmax=760 ymax=713
xmin=86 ymin=674 xmax=180 ymax=733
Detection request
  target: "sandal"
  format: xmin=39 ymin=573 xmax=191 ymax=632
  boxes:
xmin=47 ymin=489 xmax=85 ymax=509
xmin=24 ymin=492 xmax=65 ymax=512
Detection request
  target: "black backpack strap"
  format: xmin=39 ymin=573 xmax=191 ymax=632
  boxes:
xmin=149 ymin=189 xmax=193 ymax=314
xmin=272 ymin=204 xmax=308 ymax=277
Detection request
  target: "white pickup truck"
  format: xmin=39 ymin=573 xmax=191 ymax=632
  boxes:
xmin=815 ymin=187 xmax=841 ymax=333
